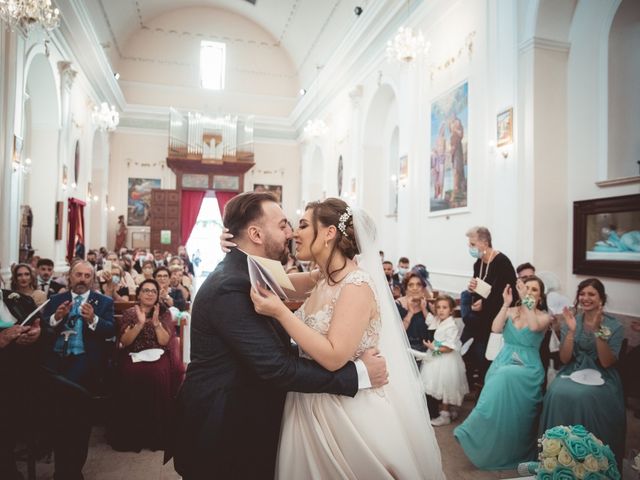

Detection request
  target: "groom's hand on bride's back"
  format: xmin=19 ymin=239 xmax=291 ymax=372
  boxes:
xmin=360 ymin=348 xmax=388 ymax=388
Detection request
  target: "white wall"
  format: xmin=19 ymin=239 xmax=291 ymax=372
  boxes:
xmin=118 ymin=7 xmax=298 ymax=118
xmin=608 ymin=0 xmax=640 ymax=180
xmin=107 ymin=131 xmax=176 ymax=250
xmin=567 ymin=0 xmax=640 ymax=316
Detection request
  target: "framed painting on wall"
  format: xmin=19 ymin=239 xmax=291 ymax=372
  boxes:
xmin=182 ymin=173 xmax=209 ymax=189
xmin=254 ymin=184 xmax=283 ymax=204
xmin=429 ymin=81 xmax=469 ymax=215
xmin=399 ymin=155 xmax=408 ymax=183
xmin=573 ymin=193 xmax=640 ymax=280
xmin=127 ymin=178 xmax=161 ymax=226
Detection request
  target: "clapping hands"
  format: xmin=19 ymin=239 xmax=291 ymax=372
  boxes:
xmin=562 ymin=306 xmax=577 ymax=333
xmin=502 ymin=284 xmax=513 ymax=307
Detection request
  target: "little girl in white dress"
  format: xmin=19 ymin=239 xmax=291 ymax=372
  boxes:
xmin=421 ymin=295 xmax=469 ymax=426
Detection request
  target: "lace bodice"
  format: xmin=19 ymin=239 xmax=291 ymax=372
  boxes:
xmin=294 ymin=269 xmax=381 ymax=361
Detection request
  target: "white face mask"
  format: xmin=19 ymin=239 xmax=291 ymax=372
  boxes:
xmin=397 ymin=267 xmax=409 ymax=275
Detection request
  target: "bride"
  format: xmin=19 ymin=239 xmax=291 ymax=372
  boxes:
xmin=249 ymin=198 xmax=445 ymax=479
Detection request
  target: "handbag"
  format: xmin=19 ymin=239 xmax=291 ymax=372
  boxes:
xmin=485 ymin=332 xmax=504 ymax=361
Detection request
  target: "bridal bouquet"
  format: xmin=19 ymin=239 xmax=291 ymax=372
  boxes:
xmin=533 ymin=425 xmax=620 ymax=479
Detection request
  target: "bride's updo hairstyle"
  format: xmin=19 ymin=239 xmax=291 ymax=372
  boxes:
xmin=306 ymin=198 xmax=359 ymax=285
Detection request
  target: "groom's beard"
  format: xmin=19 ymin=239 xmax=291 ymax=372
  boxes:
xmin=264 ymin=236 xmax=289 ymax=264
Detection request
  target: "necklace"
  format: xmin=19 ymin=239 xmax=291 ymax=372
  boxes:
xmin=478 ymin=250 xmax=496 ymax=281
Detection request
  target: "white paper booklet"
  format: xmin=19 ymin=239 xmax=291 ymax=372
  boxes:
xmin=247 ymin=255 xmax=295 ymax=300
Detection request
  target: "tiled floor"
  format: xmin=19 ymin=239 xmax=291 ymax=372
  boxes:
xmin=17 ymin=401 xmax=640 ymax=479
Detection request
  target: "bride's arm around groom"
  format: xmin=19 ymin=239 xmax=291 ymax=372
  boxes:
xmin=169 ymin=192 xmax=387 ymax=480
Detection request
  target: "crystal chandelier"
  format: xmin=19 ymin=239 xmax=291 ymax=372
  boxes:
xmin=386 ymin=26 xmax=430 ymax=63
xmin=303 ymin=118 xmax=328 ymax=138
xmin=0 ymin=0 xmax=60 ymax=32
xmin=92 ymin=102 xmax=119 ymax=132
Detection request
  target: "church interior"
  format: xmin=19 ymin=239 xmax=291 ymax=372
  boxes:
xmin=1 ymin=0 xmax=639 ymax=479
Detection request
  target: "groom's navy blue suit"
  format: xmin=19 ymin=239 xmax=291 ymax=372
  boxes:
xmin=170 ymin=248 xmax=359 ymax=480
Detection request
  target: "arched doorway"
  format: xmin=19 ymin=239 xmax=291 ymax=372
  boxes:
xmin=23 ymin=53 xmax=60 ymax=260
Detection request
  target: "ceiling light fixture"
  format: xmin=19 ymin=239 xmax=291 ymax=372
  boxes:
xmin=386 ymin=1 xmax=430 ymax=64
xmin=0 ymin=0 xmax=60 ymax=34
xmin=92 ymin=102 xmax=119 ymax=132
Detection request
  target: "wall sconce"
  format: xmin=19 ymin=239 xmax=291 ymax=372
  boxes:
xmin=12 ymin=157 xmax=31 ymax=174
xmin=61 ymin=165 xmax=68 ymax=190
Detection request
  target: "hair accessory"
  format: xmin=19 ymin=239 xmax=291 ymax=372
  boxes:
xmin=337 ymin=207 xmax=352 ymax=237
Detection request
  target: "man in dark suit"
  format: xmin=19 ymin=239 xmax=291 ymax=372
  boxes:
xmin=36 ymin=258 xmax=66 ymax=298
xmin=171 ymin=192 xmax=387 ymax=480
xmin=0 ymin=289 xmax=41 ymax=480
xmin=42 ymin=260 xmax=114 ymax=480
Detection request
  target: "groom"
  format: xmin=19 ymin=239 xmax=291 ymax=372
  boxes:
xmin=170 ymin=192 xmax=387 ymax=480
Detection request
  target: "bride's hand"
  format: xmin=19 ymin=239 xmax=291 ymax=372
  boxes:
xmin=220 ymin=228 xmax=237 ymax=253
xmin=250 ymin=285 xmax=286 ymax=319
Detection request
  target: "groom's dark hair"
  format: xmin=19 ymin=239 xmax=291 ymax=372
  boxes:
xmin=224 ymin=191 xmax=278 ymax=238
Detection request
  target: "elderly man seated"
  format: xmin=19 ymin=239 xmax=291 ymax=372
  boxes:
xmin=42 ymin=260 xmax=114 ymax=480
xmin=0 ymin=288 xmax=41 ymax=480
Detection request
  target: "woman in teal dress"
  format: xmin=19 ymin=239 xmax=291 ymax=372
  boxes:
xmin=539 ymin=278 xmax=625 ymax=461
xmin=454 ymin=276 xmax=551 ymax=469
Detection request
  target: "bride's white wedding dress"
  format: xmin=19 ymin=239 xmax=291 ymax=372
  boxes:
xmin=275 ymin=269 xmax=445 ymax=479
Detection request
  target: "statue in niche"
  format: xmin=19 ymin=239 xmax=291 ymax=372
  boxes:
xmin=19 ymin=205 xmax=34 ymax=263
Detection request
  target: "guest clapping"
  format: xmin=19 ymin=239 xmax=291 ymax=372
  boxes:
xmin=396 ymin=272 xmax=432 ymax=351
xmin=99 ymin=263 xmax=130 ymax=301
xmin=108 ymin=279 xmax=178 ymax=452
xmin=539 ymin=278 xmax=625 ymax=462
xmin=455 ymin=276 xmax=551 ymax=469
xmin=154 ymin=266 xmax=187 ymax=311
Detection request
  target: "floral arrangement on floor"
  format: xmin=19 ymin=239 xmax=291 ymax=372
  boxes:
xmin=532 ymin=425 xmax=620 ymax=479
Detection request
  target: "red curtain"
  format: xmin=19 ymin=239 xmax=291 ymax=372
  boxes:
xmin=66 ymin=198 xmax=86 ymax=263
xmin=181 ymin=190 xmax=206 ymax=245
xmin=215 ymin=191 xmax=237 ymax=219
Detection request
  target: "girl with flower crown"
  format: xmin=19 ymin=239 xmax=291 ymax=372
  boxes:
xmin=420 ymin=294 xmax=469 ymax=426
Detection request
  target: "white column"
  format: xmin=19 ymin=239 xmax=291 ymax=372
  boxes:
xmin=54 ymin=60 xmax=77 ymax=270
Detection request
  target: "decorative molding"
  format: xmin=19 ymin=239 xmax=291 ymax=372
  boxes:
xmin=428 ymin=31 xmax=476 ymax=81
xmin=595 ymin=175 xmax=640 ymax=187
xmin=518 ymin=36 xmax=571 ymax=54
xmin=57 ymin=61 xmax=77 ymax=91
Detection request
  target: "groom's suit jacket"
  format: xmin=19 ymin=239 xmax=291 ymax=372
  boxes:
xmin=171 ymin=248 xmax=359 ymax=480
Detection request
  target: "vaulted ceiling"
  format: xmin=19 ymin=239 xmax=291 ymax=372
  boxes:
xmin=83 ymin=0 xmax=371 ymax=89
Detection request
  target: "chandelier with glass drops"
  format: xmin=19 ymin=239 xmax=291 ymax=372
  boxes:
xmin=303 ymin=118 xmax=328 ymax=138
xmin=0 ymin=0 xmax=60 ymax=32
xmin=386 ymin=25 xmax=430 ymax=63
xmin=92 ymin=102 xmax=119 ymax=132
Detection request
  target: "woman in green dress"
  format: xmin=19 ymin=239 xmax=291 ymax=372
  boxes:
xmin=539 ymin=278 xmax=625 ymax=461
xmin=454 ymin=276 xmax=551 ymax=469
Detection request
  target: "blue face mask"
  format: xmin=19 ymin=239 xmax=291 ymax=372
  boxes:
xmin=469 ymin=247 xmax=482 ymax=259
xmin=112 ymin=275 xmax=121 ymax=284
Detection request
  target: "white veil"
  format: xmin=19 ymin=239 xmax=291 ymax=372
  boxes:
xmin=352 ymin=207 xmax=445 ymax=478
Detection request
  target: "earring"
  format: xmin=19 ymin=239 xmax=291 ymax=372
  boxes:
xmin=325 ymin=240 xmax=328 ymax=248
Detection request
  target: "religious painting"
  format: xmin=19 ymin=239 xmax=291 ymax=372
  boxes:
xmin=497 ymin=107 xmax=513 ymax=147
xmin=573 ymin=194 xmax=640 ymax=280
xmin=127 ymin=178 xmax=161 ymax=226
xmin=12 ymin=135 xmax=23 ymax=165
xmin=429 ymin=81 xmax=469 ymax=214
xmin=254 ymin=184 xmax=283 ymax=204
